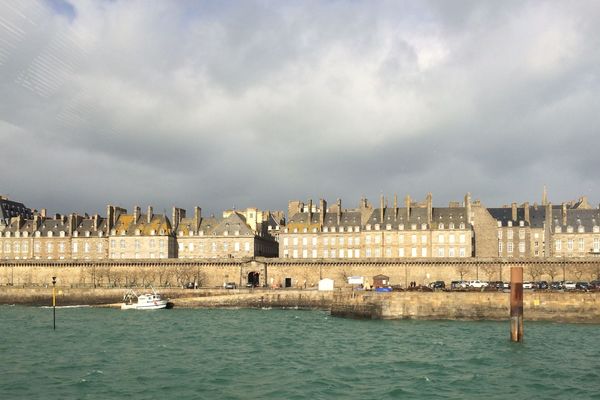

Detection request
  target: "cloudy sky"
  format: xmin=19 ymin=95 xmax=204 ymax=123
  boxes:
xmin=1 ymin=0 xmax=599 ymax=217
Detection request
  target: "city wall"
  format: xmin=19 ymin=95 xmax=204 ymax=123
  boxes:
xmin=1 ymin=258 xmax=599 ymax=289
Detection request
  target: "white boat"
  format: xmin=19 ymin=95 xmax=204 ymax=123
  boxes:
xmin=121 ymin=288 xmax=170 ymax=310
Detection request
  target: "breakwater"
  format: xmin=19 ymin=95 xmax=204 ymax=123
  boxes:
xmin=331 ymin=291 xmax=600 ymax=323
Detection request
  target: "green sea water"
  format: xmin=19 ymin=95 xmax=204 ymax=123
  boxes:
xmin=1 ymin=306 xmax=599 ymax=400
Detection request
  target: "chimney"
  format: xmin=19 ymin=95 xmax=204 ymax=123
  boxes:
xmin=68 ymin=213 xmax=77 ymax=235
xmin=511 ymin=202 xmax=517 ymax=222
xmin=93 ymin=214 xmax=99 ymax=231
xmin=146 ymin=206 xmax=153 ymax=224
xmin=133 ymin=206 xmax=141 ymax=223
xmin=106 ymin=205 xmax=114 ymax=231
xmin=41 ymin=208 xmax=47 ymax=218
xmin=337 ymin=198 xmax=342 ymax=225
xmin=172 ymin=207 xmax=185 ymax=231
xmin=464 ymin=193 xmax=472 ymax=224
xmin=33 ymin=214 xmax=39 ymax=230
xmin=562 ymin=203 xmax=567 ymax=226
xmin=194 ymin=207 xmax=201 ymax=229
xmin=394 ymin=194 xmax=398 ymax=218
xmin=380 ymin=195 xmax=384 ymax=223
xmin=426 ymin=192 xmax=433 ymax=225
xmin=319 ymin=199 xmax=326 ymax=226
xmin=544 ymin=202 xmax=552 ymax=256
xmin=308 ymin=199 xmax=313 ymax=223
xmin=405 ymin=195 xmax=411 ymax=220
xmin=524 ymin=202 xmax=530 ymax=224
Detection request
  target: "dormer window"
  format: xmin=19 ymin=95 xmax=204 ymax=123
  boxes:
xmin=438 ymin=223 xmax=444 ymax=229
xmin=331 ymin=227 xmax=336 ymax=233
xmin=497 ymin=221 xmax=502 ymax=227
xmin=5 ymin=232 xmax=10 ymax=237
xmin=135 ymin=229 xmax=141 ymax=236
xmin=578 ymin=225 xmax=585 ymax=233
xmin=235 ymin=230 xmax=240 ymax=236
xmin=411 ymin=224 xmax=417 ymax=230
xmin=386 ymin=224 xmax=391 ymax=230
xmin=555 ymin=226 xmax=562 ymax=233
xmin=110 ymin=229 xmax=116 ymax=235
xmin=73 ymin=231 xmax=78 ymax=237
xmin=323 ymin=227 xmax=328 ymax=233
xmin=60 ymin=231 xmax=66 ymax=237
xmin=519 ymin=220 xmax=524 ymax=227
xmin=374 ymin=224 xmax=380 ymax=231
xmin=508 ymin=221 xmax=513 ymax=227
xmin=159 ymin=229 xmax=165 ymax=235
xmin=449 ymin=223 xmax=455 ymax=230
xmin=339 ymin=227 xmax=344 ymax=233
xmin=47 ymin=231 xmax=53 ymax=237
xmin=85 ymin=231 xmax=90 ymax=237
xmin=567 ymin=226 xmax=573 ymax=233
xmin=421 ymin=224 xmax=427 ymax=230
xmin=98 ymin=231 xmax=103 ymax=237
xmin=199 ymin=230 xmax=204 ymax=236
xmin=366 ymin=224 xmax=371 ymax=231
xmin=35 ymin=231 xmax=40 ymax=237
xmin=398 ymin=224 xmax=404 ymax=230
xmin=355 ymin=226 xmax=360 ymax=232
xmin=459 ymin=223 xmax=465 ymax=229
xmin=293 ymin=228 xmax=298 ymax=233
xmin=189 ymin=231 xmax=194 ymax=236
xmin=224 ymin=230 xmax=228 ymax=236
xmin=303 ymin=228 xmax=308 ymax=233
xmin=594 ymin=226 xmax=600 ymax=233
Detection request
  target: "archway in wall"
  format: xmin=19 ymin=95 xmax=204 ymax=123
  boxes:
xmin=247 ymin=271 xmax=260 ymax=287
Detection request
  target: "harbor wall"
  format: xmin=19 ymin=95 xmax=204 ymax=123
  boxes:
xmin=331 ymin=291 xmax=600 ymax=323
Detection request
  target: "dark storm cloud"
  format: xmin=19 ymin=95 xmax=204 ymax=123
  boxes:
xmin=1 ymin=0 xmax=599 ymax=217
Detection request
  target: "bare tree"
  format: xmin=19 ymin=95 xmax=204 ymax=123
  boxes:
xmin=526 ymin=264 xmax=544 ymax=282
xmin=570 ymin=264 xmax=585 ymax=281
xmin=544 ymin=264 xmax=561 ymax=282
xmin=454 ymin=264 xmax=471 ymax=281
xmin=481 ymin=265 xmax=498 ymax=282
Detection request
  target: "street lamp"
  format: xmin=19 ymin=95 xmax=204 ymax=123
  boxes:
xmin=52 ymin=276 xmax=56 ymax=330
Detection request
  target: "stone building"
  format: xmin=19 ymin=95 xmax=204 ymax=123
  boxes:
xmin=279 ymin=194 xmax=474 ymax=259
xmin=71 ymin=213 xmax=110 ymax=260
xmin=0 ymin=196 xmax=33 ymax=226
xmin=175 ymin=207 xmax=280 ymax=259
xmin=108 ymin=206 xmax=175 ymax=259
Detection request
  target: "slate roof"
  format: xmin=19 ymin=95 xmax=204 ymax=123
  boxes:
xmin=113 ymin=214 xmax=172 ymax=235
xmin=0 ymin=198 xmax=33 ymax=224
xmin=74 ymin=217 xmax=109 ymax=237
xmin=552 ymin=209 xmax=600 ymax=231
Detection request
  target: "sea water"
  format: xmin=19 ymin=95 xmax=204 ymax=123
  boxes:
xmin=1 ymin=306 xmax=599 ymax=399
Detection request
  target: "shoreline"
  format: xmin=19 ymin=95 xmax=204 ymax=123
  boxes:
xmin=2 ymin=287 xmax=600 ymax=323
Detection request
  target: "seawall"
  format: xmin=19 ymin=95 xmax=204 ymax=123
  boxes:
xmin=331 ymin=291 xmax=600 ymax=323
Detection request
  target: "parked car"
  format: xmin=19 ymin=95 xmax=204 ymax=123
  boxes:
xmin=502 ymin=282 xmax=511 ymax=289
xmin=576 ymin=282 xmax=590 ymax=291
xmin=564 ymin=281 xmax=577 ymax=290
xmin=550 ymin=281 xmax=564 ymax=290
xmin=468 ymin=280 xmax=488 ymax=288
xmin=489 ymin=281 xmax=504 ymax=289
xmin=224 ymin=282 xmax=237 ymax=289
xmin=589 ymin=280 xmax=600 ymax=290
xmin=536 ymin=281 xmax=549 ymax=290
xmin=429 ymin=281 xmax=445 ymax=289
xmin=185 ymin=282 xmax=196 ymax=289
xmin=450 ymin=281 xmax=466 ymax=290
xmin=523 ymin=282 xmax=534 ymax=289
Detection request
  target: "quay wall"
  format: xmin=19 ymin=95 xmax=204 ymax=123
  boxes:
xmin=1 ymin=258 xmax=600 ymax=290
xmin=331 ymin=291 xmax=600 ymax=323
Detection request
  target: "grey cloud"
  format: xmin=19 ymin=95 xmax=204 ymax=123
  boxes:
xmin=1 ymin=0 xmax=600 ymax=217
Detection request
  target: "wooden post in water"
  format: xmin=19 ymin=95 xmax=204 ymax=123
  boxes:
xmin=510 ymin=267 xmax=523 ymax=342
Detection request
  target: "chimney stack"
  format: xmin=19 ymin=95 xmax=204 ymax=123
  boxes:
xmin=511 ymin=202 xmax=518 ymax=222
xmin=405 ymin=195 xmax=411 ymax=220
xmin=147 ymin=206 xmax=153 ymax=224
xmin=106 ymin=205 xmax=114 ymax=231
xmin=524 ymin=202 xmax=530 ymax=224
xmin=380 ymin=195 xmax=384 ymax=223
xmin=133 ymin=206 xmax=141 ymax=223
xmin=93 ymin=214 xmax=99 ymax=231
xmin=41 ymin=208 xmax=47 ymax=218
xmin=394 ymin=194 xmax=398 ymax=218
xmin=308 ymin=199 xmax=313 ymax=223
xmin=194 ymin=207 xmax=202 ymax=230
xmin=337 ymin=198 xmax=342 ymax=225
xmin=562 ymin=203 xmax=567 ymax=226
xmin=319 ymin=199 xmax=326 ymax=226
xmin=544 ymin=202 xmax=552 ymax=256
xmin=426 ymin=192 xmax=433 ymax=225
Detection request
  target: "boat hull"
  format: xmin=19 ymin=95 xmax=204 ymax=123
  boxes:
xmin=121 ymin=301 xmax=168 ymax=310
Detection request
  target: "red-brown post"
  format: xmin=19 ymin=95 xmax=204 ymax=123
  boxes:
xmin=510 ymin=267 xmax=523 ymax=342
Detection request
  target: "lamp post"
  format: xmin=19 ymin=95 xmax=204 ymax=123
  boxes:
xmin=52 ymin=276 xmax=56 ymax=330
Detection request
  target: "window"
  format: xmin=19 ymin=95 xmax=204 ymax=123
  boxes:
xmin=411 ymin=235 xmax=417 ymax=244
xmin=459 ymin=234 xmax=465 ymax=244
xmin=73 ymin=242 xmax=78 ymax=252
xmin=302 ymin=249 xmax=308 ymax=258
xmin=421 ymin=235 xmax=427 ymax=244
xmin=324 ymin=237 xmax=329 ymax=245
xmin=385 ymin=234 xmax=391 ymax=244
xmin=438 ymin=223 xmax=444 ymax=229
xmin=120 ymin=239 xmax=125 ymax=248
xmin=448 ymin=248 xmax=455 ymax=257
xmin=302 ymin=237 xmax=307 ymax=246
xmin=135 ymin=239 xmax=140 ymax=250
xmin=84 ymin=243 xmax=90 ymax=253
xmin=438 ymin=234 xmax=444 ymax=244
xmin=374 ymin=235 xmax=381 ymax=244
xmin=519 ymin=229 xmax=525 ymax=240
xmin=459 ymin=247 xmax=466 ymax=257
xmin=234 ymin=242 xmax=240 ymax=252
xmin=339 ymin=237 xmax=344 ymax=245
xmin=385 ymin=248 xmax=391 ymax=257
xmin=507 ymin=230 xmax=513 ymax=240
xmin=519 ymin=242 xmax=525 ymax=253
xmin=354 ymin=249 xmax=360 ymax=258
xmin=498 ymin=230 xmax=502 ymax=239
xmin=375 ymin=248 xmax=381 ymax=257
xmin=555 ymin=240 xmax=561 ymax=251
xmin=292 ymin=237 xmax=298 ymax=246
xmin=421 ymin=248 xmax=427 ymax=257
xmin=292 ymin=249 xmax=298 ymax=258
xmin=312 ymin=237 xmax=317 ymax=246
xmin=398 ymin=235 xmax=404 ymax=244
xmin=579 ymin=238 xmax=584 ymax=251
xmin=594 ymin=238 xmax=599 ymax=252
xmin=348 ymin=237 xmax=353 ymax=246
xmin=437 ymin=247 xmax=444 ymax=257
xmin=449 ymin=235 xmax=455 ymax=244
xmin=449 ymin=223 xmax=455 ymax=230
xmin=411 ymin=247 xmax=417 ymax=257
xmin=355 ymin=237 xmax=360 ymax=245
xmin=498 ymin=241 xmax=503 ymax=254
xmin=312 ymin=249 xmax=317 ymax=258
xmin=366 ymin=249 xmax=372 ymax=257
xmin=283 ymin=237 xmax=289 ymax=246
xmin=567 ymin=239 xmax=573 ymax=251
xmin=507 ymin=242 xmax=513 ymax=253
xmin=244 ymin=242 xmax=250 ymax=252
xmin=398 ymin=248 xmax=404 ymax=257
xmin=339 ymin=249 xmax=345 ymax=258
